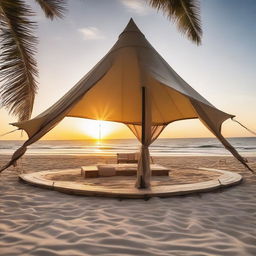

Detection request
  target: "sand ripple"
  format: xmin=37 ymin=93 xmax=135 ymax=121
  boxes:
xmin=0 ymin=156 xmax=256 ymax=255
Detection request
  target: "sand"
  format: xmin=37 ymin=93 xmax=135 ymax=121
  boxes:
xmin=0 ymin=155 xmax=256 ymax=256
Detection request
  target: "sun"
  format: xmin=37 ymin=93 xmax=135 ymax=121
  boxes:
xmin=80 ymin=119 xmax=116 ymax=140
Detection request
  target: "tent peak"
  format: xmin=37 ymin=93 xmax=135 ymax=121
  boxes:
xmin=119 ymin=18 xmax=144 ymax=38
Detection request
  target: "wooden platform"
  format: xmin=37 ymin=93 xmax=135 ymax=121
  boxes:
xmin=19 ymin=168 xmax=243 ymax=199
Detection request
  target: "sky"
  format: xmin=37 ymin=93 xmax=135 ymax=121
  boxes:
xmin=0 ymin=0 xmax=256 ymax=140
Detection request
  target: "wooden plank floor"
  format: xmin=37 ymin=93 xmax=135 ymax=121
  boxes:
xmin=19 ymin=168 xmax=242 ymax=199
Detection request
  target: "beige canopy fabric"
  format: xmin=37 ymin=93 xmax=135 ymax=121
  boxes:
xmin=1 ymin=18 xmax=253 ymax=180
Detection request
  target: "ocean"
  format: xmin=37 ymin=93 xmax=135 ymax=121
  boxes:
xmin=0 ymin=137 xmax=255 ymax=157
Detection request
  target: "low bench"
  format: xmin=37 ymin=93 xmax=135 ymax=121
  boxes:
xmin=81 ymin=166 xmax=99 ymax=178
xmin=81 ymin=164 xmax=170 ymax=178
xmin=117 ymin=153 xmax=154 ymax=164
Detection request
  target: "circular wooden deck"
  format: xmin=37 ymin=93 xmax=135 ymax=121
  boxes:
xmin=19 ymin=168 xmax=242 ymax=199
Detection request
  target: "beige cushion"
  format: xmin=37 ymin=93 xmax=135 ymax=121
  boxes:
xmin=97 ymin=165 xmax=116 ymax=177
xmin=127 ymin=154 xmax=135 ymax=161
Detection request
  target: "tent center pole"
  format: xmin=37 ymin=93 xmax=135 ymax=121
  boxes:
xmin=137 ymin=86 xmax=150 ymax=189
xmin=141 ymin=86 xmax=146 ymax=188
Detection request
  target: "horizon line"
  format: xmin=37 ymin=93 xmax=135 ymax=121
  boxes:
xmin=0 ymin=136 xmax=255 ymax=141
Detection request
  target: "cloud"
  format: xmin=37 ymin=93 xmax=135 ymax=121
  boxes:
xmin=78 ymin=27 xmax=105 ymax=40
xmin=120 ymin=0 xmax=151 ymax=15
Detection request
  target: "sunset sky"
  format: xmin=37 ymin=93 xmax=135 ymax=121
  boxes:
xmin=0 ymin=0 xmax=255 ymax=140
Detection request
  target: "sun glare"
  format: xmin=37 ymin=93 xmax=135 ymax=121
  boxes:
xmin=80 ymin=119 xmax=117 ymax=140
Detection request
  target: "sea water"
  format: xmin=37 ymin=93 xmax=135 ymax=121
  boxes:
xmin=0 ymin=137 xmax=255 ymax=157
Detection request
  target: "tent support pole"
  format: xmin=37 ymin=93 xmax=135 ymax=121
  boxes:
xmin=141 ymin=87 xmax=146 ymax=148
xmin=140 ymin=86 xmax=146 ymax=188
xmin=137 ymin=86 xmax=150 ymax=189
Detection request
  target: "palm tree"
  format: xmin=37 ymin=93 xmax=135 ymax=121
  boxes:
xmin=0 ymin=0 xmax=201 ymax=122
xmin=0 ymin=0 xmax=67 ymax=121
xmin=148 ymin=0 xmax=202 ymax=45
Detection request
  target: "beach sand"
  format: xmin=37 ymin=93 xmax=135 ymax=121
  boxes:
xmin=0 ymin=155 xmax=256 ymax=256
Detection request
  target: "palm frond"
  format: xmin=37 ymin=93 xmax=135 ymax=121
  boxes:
xmin=0 ymin=0 xmax=38 ymax=121
xmin=148 ymin=0 xmax=202 ymax=45
xmin=34 ymin=0 xmax=67 ymax=19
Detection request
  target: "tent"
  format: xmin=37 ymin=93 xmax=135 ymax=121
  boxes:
xmin=1 ymin=19 xmax=253 ymax=187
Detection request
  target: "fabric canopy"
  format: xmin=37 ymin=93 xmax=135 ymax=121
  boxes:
xmin=1 ymin=18 xmax=253 ymax=183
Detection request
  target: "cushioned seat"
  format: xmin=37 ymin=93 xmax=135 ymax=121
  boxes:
xmin=117 ymin=153 xmax=139 ymax=163
xmin=117 ymin=153 xmax=154 ymax=164
xmin=97 ymin=165 xmax=116 ymax=177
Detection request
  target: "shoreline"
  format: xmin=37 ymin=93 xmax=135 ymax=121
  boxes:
xmin=1 ymin=137 xmax=256 ymax=158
